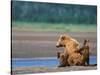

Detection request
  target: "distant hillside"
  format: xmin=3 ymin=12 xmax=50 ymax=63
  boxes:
xmin=11 ymin=1 xmax=97 ymax=24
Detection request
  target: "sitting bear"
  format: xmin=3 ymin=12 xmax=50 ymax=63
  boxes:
xmin=68 ymin=39 xmax=90 ymax=66
xmin=56 ymin=34 xmax=80 ymax=67
xmin=57 ymin=39 xmax=90 ymax=66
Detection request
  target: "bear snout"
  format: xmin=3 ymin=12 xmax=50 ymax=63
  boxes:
xmin=56 ymin=42 xmax=60 ymax=47
xmin=56 ymin=44 xmax=65 ymax=47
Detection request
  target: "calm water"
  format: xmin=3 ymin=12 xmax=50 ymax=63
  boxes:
xmin=12 ymin=56 xmax=97 ymax=68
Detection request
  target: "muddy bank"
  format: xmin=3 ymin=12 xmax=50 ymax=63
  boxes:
xmin=12 ymin=31 xmax=97 ymax=58
xmin=12 ymin=66 xmax=97 ymax=74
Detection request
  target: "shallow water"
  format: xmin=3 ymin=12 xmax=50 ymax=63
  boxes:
xmin=12 ymin=56 xmax=97 ymax=68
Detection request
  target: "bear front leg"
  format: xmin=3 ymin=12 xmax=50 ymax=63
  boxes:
xmin=57 ymin=52 xmax=60 ymax=59
xmin=58 ymin=54 xmax=67 ymax=67
xmin=57 ymin=52 xmax=69 ymax=67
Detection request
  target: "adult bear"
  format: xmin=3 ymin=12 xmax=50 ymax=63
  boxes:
xmin=56 ymin=34 xmax=80 ymax=67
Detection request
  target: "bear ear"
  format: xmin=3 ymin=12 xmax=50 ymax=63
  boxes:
xmin=61 ymin=35 xmax=66 ymax=40
xmin=84 ymin=39 xmax=89 ymax=46
xmin=84 ymin=39 xmax=89 ymax=42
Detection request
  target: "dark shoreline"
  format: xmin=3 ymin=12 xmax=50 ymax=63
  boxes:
xmin=12 ymin=66 xmax=97 ymax=75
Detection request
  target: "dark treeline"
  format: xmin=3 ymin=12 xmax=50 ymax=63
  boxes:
xmin=11 ymin=1 xmax=97 ymax=24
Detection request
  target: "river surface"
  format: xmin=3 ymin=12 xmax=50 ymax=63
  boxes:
xmin=12 ymin=56 xmax=97 ymax=68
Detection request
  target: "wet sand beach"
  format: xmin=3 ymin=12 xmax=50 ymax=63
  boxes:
xmin=12 ymin=31 xmax=97 ymax=58
xmin=12 ymin=30 xmax=97 ymax=74
xmin=12 ymin=66 xmax=97 ymax=74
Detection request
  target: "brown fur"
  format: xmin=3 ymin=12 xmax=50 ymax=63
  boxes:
xmin=67 ymin=40 xmax=89 ymax=66
xmin=57 ymin=52 xmax=69 ymax=67
xmin=56 ymin=34 xmax=90 ymax=67
xmin=56 ymin=34 xmax=80 ymax=55
xmin=57 ymin=39 xmax=90 ymax=66
xmin=56 ymin=34 xmax=80 ymax=67
xmin=74 ymin=39 xmax=89 ymax=65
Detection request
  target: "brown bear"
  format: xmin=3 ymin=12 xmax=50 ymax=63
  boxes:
xmin=56 ymin=34 xmax=80 ymax=67
xmin=57 ymin=38 xmax=90 ymax=66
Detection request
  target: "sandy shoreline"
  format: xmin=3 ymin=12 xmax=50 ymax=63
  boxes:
xmin=12 ymin=66 xmax=97 ymax=74
xmin=12 ymin=31 xmax=97 ymax=75
xmin=12 ymin=31 xmax=97 ymax=58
